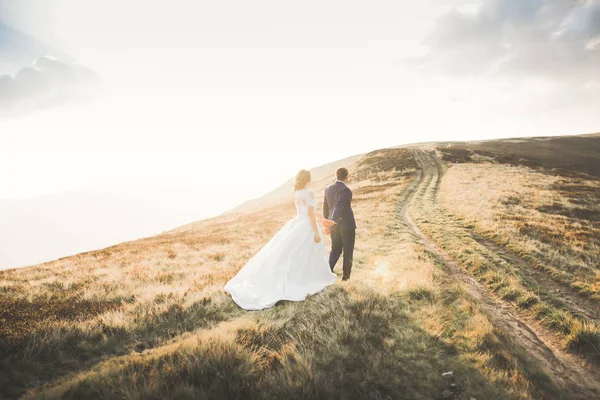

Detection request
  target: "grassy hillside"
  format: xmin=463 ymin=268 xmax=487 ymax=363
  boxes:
xmin=1 ymin=134 xmax=599 ymax=399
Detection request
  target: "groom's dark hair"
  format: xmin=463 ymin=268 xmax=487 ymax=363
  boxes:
xmin=336 ymin=167 xmax=349 ymax=181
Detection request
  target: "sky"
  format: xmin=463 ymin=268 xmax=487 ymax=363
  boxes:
xmin=0 ymin=0 xmax=599 ymax=268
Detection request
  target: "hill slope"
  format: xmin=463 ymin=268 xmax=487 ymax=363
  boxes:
xmin=1 ymin=133 xmax=600 ymax=399
xmin=228 ymin=153 xmax=363 ymax=215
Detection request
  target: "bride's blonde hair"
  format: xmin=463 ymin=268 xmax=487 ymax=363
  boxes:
xmin=294 ymin=169 xmax=311 ymax=191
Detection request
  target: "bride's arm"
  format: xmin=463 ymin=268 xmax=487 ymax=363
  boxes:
xmin=307 ymin=205 xmax=322 ymax=243
xmin=314 ymin=208 xmax=336 ymax=226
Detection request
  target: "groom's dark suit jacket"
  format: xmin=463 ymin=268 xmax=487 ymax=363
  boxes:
xmin=323 ymin=181 xmax=356 ymax=231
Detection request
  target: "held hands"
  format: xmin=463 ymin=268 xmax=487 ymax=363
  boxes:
xmin=321 ymin=219 xmax=336 ymax=228
xmin=321 ymin=219 xmax=335 ymax=236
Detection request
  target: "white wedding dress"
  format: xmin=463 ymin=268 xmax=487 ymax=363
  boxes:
xmin=224 ymin=189 xmax=337 ymax=310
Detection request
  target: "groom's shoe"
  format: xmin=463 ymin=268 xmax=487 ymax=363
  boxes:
xmin=342 ymin=276 xmax=349 ymax=281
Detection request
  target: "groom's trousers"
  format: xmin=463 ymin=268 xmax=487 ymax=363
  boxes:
xmin=329 ymin=226 xmax=355 ymax=280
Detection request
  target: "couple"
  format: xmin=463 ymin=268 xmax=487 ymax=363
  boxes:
xmin=224 ymin=167 xmax=356 ymax=311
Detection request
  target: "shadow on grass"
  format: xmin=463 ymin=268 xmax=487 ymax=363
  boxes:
xmin=33 ymin=286 xmax=562 ymax=400
xmin=0 ymin=293 xmax=243 ymax=400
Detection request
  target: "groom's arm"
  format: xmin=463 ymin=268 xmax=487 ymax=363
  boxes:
xmin=330 ymin=188 xmax=351 ymax=225
xmin=323 ymin=192 xmax=329 ymax=219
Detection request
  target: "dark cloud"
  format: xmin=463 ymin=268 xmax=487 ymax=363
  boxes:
xmin=0 ymin=56 xmax=101 ymax=118
xmin=419 ymin=0 xmax=600 ymax=81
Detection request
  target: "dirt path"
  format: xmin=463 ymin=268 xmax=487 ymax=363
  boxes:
xmin=425 ymin=147 xmax=600 ymax=323
xmin=471 ymin=234 xmax=600 ymax=322
xmin=425 ymin=147 xmax=600 ymax=322
xmin=398 ymin=148 xmax=600 ymax=399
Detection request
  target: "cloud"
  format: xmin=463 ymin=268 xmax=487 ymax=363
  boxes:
xmin=0 ymin=56 xmax=101 ymax=118
xmin=419 ymin=0 xmax=600 ymax=82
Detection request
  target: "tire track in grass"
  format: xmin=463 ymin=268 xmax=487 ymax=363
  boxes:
xmin=397 ymin=148 xmax=600 ymax=399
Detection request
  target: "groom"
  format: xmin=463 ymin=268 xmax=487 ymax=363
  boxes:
xmin=323 ymin=167 xmax=356 ymax=281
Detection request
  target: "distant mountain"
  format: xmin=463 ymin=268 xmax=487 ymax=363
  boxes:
xmin=0 ymin=21 xmax=73 ymax=74
xmin=228 ymin=153 xmax=363 ymax=214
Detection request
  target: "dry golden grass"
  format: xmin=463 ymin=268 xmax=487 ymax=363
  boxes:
xmin=428 ymin=154 xmax=600 ymax=361
xmin=0 ymin=145 xmax=595 ymax=399
xmin=439 ymin=162 xmax=600 ymax=299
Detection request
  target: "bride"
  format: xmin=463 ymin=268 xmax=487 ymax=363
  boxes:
xmin=224 ymin=169 xmax=338 ymax=310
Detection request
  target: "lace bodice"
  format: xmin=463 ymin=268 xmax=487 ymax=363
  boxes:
xmin=294 ymin=189 xmax=317 ymax=218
